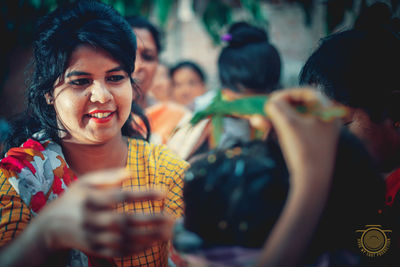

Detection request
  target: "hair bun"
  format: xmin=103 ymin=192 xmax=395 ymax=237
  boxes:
xmin=225 ymin=21 xmax=268 ymax=47
xmin=354 ymin=2 xmax=392 ymax=31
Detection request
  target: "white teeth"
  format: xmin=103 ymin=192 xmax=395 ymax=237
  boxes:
xmin=90 ymin=112 xmax=112 ymax=118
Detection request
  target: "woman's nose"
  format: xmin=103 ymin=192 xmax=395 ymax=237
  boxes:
xmin=89 ymin=81 xmax=112 ymax=103
xmin=134 ymin=55 xmax=144 ymax=73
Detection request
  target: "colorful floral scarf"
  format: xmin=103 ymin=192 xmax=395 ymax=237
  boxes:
xmin=0 ymin=133 xmax=77 ymax=215
xmin=0 ymin=132 xmax=98 ymax=266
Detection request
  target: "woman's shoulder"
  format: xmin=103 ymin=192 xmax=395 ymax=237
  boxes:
xmin=0 ymin=138 xmax=71 ymax=214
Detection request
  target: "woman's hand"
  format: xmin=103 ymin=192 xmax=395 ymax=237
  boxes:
xmin=265 ymin=88 xmax=341 ymax=188
xmin=258 ymin=88 xmax=341 ymax=267
xmin=37 ymin=168 xmax=173 ymax=258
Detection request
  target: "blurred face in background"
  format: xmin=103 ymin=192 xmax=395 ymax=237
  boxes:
xmin=132 ymin=28 xmax=159 ymax=96
xmin=148 ymin=64 xmax=172 ymax=102
xmin=344 ymin=108 xmax=400 ymax=173
xmin=171 ymin=67 xmax=206 ymax=107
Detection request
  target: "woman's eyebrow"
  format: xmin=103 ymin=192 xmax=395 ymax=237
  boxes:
xmin=65 ymin=66 xmax=123 ymax=77
xmin=143 ymin=48 xmax=156 ymax=54
xmin=66 ymin=71 xmax=90 ymax=78
xmin=106 ymin=66 xmax=123 ymax=73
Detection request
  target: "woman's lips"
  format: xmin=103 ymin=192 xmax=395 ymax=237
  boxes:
xmin=87 ymin=110 xmax=115 ymax=123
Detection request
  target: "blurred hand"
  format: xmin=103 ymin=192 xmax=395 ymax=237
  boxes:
xmin=257 ymin=88 xmax=342 ymax=267
xmin=37 ymin=168 xmax=173 ymax=258
xmin=265 ymin=88 xmax=341 ymax=188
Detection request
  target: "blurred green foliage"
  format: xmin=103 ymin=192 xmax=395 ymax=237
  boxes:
xmin=0 ymin=0 xmax=359 ymax=54
xmin=0 ymin=0 xmax=266 ymax=91
xmin=0 ymin=0 xmax=360 ymax=92
xmin=201 ymin=0 xmax=268 ymax=44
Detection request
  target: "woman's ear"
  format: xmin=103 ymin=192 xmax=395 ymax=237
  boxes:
xmin=44 ymin=93 xmax=54 ymax=105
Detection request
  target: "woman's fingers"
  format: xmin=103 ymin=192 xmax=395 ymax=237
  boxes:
xmin=39 ymin=168 xmax=172 ymax=257
xmin=84 ymin=214 xmax=173 ymax=257
xmin=269 ymin=87 xmax=327 ymax=104
xmin=85 ymin=189 xmax=166 ymax=210
xmin=122 ymin=222 xmax=174 ymax=254
xmin=124 ymin=213 xmax=174 ymax=227
xmin=125 ymin=224 xmax=173 ymax=243
xmin=265 ymin=87 xmax=341 ymax=181
xmin=86 ymin=231 xmax=122 ymax=251
xmin=122 ymin=189 xmax=167 ymax=202
xmin=266 ymin=88 xmax=327 ymax=125
xmin=84 ymin=212 xmax=173 ymax=232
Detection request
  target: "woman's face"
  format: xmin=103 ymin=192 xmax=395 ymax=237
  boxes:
xmin=148 ymin=64 xmax=172 ymax=102
xmin=346 ymin=109 xmax=400 ymax=172
xmin=132 ymin=28 xmax=159 ymax=95
xmin=51 ymin=45 xmax=132 ymax=145
xmin=172 ymin=67 xmax=206 ymax=106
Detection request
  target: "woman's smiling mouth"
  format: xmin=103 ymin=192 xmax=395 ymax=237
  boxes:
xmin=87 ymin=110 xmax=115 ymax=123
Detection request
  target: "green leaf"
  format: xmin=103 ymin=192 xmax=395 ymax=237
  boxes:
xmin=123 ymin=0 xmax=146 ymax=16
xmin=114 ymin=0 xmax=126 ymax=16
xmin=190 ymin=89 xmax=349 ymax=130
xmin=155 ymin=0 xmax=174 ymax=27
xmin=241 ymin=0 xmax=268 ymax=25
xmin=31 ymin=0 xmax=41 ymax=9
xmin=190 ymin=90 xmax=268 ymax=125
xmin=312 ymin=106 xmax=348 ymax=122
xmin=202 ymin=0 xmax=232 ymax=45
xmin=211 ymin=114 xmax=223 ymax=147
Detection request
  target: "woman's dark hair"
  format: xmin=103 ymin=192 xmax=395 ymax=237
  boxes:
xmin=218 ymin=21 xmax=281 ymax=94
xmin=125 ymin=15 xmax=162 ymax=54
xmin=169 ymin=60 xmax=206 ymax=83
xmin=179 ymin=130 xmax=386 ymax=263
xmin=299 ymin=2 xmax=400 ymax=123
xmin=3 ymin=0 xmax=150 ymax=153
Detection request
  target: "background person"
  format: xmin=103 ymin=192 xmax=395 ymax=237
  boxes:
xmin=126 ymin=15 xmax=161 ymax=109
xmin=169 ymin=60 xmax=207 ymax=110
xmin=299 ymin=3 xmax=400 ymax=175
xmin=127 ymin=16 xmax=193 ymax=146
xmin=168 ymin=21 xmax=283 ymax=159
xmin=148 ymin=62 xmax=173 ymax=103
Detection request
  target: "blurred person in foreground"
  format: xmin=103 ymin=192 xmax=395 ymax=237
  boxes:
xmin=174 ymin=88 xmax=387 ymax=266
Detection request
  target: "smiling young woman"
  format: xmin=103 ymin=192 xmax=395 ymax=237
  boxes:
xmin=51 ymin=46 xmax=132 ymax=146
xmin=0 ymin=1 xmax=188 ymax=266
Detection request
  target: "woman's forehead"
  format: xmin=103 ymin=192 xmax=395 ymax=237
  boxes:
xmin=133 ymin=28 xmax=157 ymax=52
xmin=65 ymin=46 xmax=121 ymax=73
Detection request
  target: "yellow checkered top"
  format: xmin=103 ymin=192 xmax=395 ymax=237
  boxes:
xmin=0 ymin=138 xmax=189 ymax=266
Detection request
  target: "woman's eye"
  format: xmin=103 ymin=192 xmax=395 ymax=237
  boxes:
xmin=69 ymin=78 xmax=90 ymax=86
xmin=344 ymin=121 xmax=353 ymax=126
xmin=142 ymin=53 xmax=156 ymax=62
xmin=189 ymin=80 xmax=200 ymax=86
xmin=107 ymin=75 xmax=125 ymax=82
